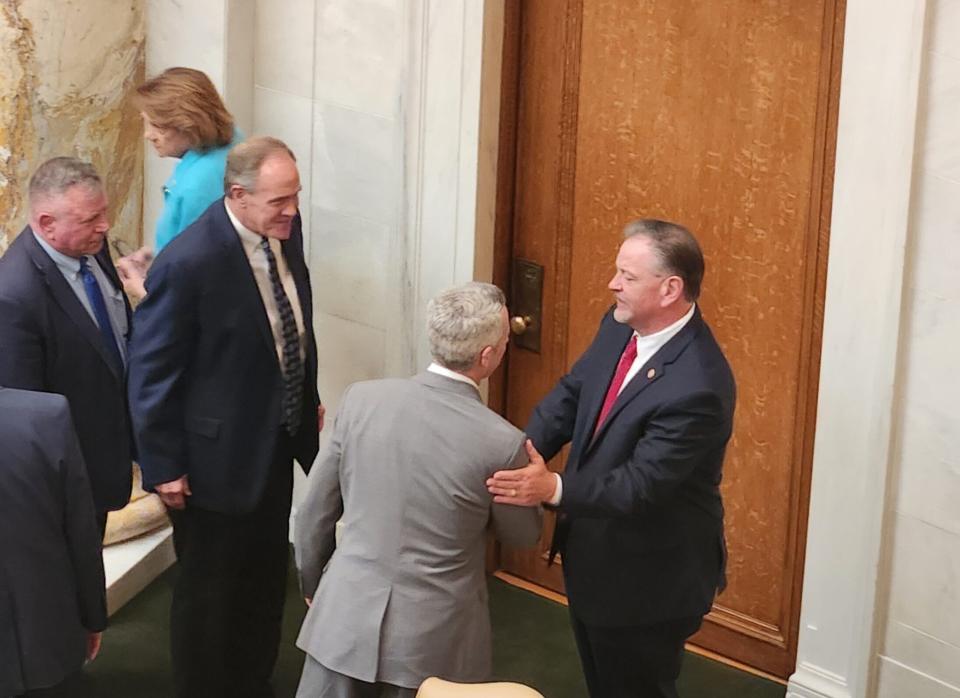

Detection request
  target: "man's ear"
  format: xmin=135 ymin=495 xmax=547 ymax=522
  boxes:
xmin=478 ymin=344 xmax=495 ymax=369
xmin=227 ymin=184 xmax=246 ymax=203
xmin=661 ymin=275 xmax=685 ymax=306
xmin=36 ymin=212 xmax=57 ymax=235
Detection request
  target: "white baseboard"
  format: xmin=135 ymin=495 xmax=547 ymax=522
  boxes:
xmin=787 ymin=662 xmax=852 ymax=698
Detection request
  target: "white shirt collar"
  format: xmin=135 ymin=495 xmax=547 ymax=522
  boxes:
xmin=427 ymin=362 xmax=480 ymax=392
xmin=633 ymin=303 xmax=696 ymax=352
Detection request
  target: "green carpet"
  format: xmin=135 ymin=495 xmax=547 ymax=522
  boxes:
xmin=82 ymin=561 xmax=785 ymax=697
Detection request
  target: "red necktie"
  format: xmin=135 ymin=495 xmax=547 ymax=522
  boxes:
xmin=594 ymin=336 xmax=638 ymax=434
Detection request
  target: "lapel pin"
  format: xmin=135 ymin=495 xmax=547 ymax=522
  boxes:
xmin=647 ymin=368 xmax=656 ymax=379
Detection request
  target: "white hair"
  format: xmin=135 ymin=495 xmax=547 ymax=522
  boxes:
xmin=426 ymin=282 xmax=506 ymax=371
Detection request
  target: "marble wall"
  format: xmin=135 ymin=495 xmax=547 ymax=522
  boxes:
xmin=250 ymin=0 xmax=493 ymax=416
xmin=0 ymin=0 xmax=144 ymax=257
xmin=875 ymin=1 xmax=960 ymax=695
xmin=252 ymin=0 xmax=403 ymax=414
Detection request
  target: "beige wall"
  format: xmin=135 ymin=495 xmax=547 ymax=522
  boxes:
xmin=874 ymin=1 xmax=960 ymax=695
xmin=0 ymin=0 xmax=145 ymax=257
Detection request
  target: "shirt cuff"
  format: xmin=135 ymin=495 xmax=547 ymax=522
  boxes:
xmin=547 ymin=473 xmax=563 ymax=506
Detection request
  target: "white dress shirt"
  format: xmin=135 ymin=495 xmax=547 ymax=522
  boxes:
xmin=224 ymin=201 xmax=306 ymax=365
xmin=548 ymin=304 xmax=697 ymax=505
xmin=32 ymin=231 xmax=128 ymax=363
xmin=426 ymin=362 xmax=480 ymax=392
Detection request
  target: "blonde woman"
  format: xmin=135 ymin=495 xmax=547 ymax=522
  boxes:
xmin=119 ymin=67 xmax=240 ymax=298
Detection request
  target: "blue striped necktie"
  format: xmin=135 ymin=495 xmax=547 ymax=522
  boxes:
xmin=260 ymin=237 xmax=304 ymax=436
xmin=78 ymin=256 xmax=123 ymax=371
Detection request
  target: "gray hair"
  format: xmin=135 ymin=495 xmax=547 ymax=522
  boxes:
xmin=427 ymin=282 xmax=506 ymax=371
xmin=623 ymin=218 xmax=705 ymax=302
xmin=28 ymin=157 xmax=102 ymax=210
xmin=224 ymin=136 xmax=296 ymax=193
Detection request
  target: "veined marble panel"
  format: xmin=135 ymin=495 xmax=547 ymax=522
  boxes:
xmin=313 ymin=310 xmax=386 ymax=409
xmin=885 ymin=514 xmax=960 ymax=677
xmin=311 ymin=102 xmax=397 ymax=226
xmin=253 ymin=85 xmax=315 ymax=239
xmin=875 ymin=656 xmax=960 ymax=698
xmin=929 ymin=0 xmax=960 ymax=63
xmin=314 ymin=0 xmax=401 ymax=118
xmin=918 ymin=50 xmax=960 ymax=183
xmin=255 ymin=0 xmax=315 ymax=99
xmin=0 ymin=0 xmax=144 ymax=257
xmin=309 ymin=206 xmax=390 ymax=329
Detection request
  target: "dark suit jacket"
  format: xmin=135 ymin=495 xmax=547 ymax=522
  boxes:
xmin=528 ymin=307 xmax=736 ymax=627
xmin=0 ymin=227 xmax=133 ymax=512
xmin=0 ymin=388 xmax=106 ymax=696
xmin=127 ymin=199 xmax=320 ymax=514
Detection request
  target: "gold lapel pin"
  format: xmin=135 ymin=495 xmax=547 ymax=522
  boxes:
xmin=647 ymin=368 xmax=656 ymax=379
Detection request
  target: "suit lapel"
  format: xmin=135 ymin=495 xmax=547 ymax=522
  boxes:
xmin=95 ymin=243 xmax=133 ymax=328
xmin=211 ymin=203 xmax=278 ymax=362
xmin=584 ymin=308 xmax=704 ymax=456
xmin=22 ymin=228 xmax=123 ymax=381
xmin=281 ymin=217 xmax=312 ymax=342
xmin=578 ymin=320 xmax=634 ymax=452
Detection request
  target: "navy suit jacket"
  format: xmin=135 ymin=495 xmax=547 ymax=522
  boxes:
xmin=127 ymin=199 xmax=320 ymax=514
xmin=527 ymin=307 xmax=736 ymax=627
xmin=0 ymin=388 xmax=106 ymax=696
xmin=0 ymin=228 xmax=134 ymax=512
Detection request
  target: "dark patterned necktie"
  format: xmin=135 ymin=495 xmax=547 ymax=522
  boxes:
xmin=260 ymin=237 xmax=304 ymax=435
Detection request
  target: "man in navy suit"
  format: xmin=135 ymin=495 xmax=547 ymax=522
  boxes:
xmin=0 ymin=157 xmax=133 ymax=531
xmin=128 ymin=136 xmax=322 ymax=698
xmin=0 ymin=388 xmax=106 ymax=698
xmin=488 ymin=220 xmax=736 ymax=698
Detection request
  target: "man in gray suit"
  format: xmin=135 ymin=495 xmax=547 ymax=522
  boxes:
xmin=0 ymin=388 xmax=106 ymax=697
xmin=294 ymin=282 xmax=542 ymax=698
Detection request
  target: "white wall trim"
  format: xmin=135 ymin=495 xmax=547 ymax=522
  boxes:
xmin=788 ymin=0 xmax=929 ymax=696
xmin=396 ymin=0 xmax=490 ymax=374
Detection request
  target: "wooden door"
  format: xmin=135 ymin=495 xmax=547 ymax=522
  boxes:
xmin=490 ymin=0 xmax=845 ymax=679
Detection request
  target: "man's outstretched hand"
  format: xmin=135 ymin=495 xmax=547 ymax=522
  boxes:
xmin=486 ymin=439 xmax=557 ymax=506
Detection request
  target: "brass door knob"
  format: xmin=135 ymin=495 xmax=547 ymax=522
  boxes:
xmin=510 ymin=315 xmax=533 ymax=335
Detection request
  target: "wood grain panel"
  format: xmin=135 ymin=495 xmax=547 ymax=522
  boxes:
xmin=498 ymin=0 xmax=584 ymax=593
xmin=494 ymin=0 xmax=845 ymax=678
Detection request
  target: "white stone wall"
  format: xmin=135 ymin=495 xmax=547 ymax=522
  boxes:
xmin=253 ymin=0 xmax=402 ymax=417
xmin=874 ymin=1 xmax=960 ymax=695
xmin=251 ymin=0 xmax=493 ymax=510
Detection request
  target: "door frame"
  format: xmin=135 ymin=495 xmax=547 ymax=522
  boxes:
xmin=487 ymin=0 xmax=847 ymax=679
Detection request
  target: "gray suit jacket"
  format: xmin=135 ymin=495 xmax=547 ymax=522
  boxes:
xmin=0 ymin=388 xmax=106 ymax=696
xmin=294 ymin=371 xmax=542 ymax=689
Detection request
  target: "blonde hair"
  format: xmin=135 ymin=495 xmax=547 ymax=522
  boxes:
xmin=134 ymin=67 xmax=234 ymax=151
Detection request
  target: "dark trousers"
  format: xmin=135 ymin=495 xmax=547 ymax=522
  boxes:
xmin=569 ymin=610 xmax=703 ymax=698
xmin=96 ymin=510 xmax=108 ymax=541
xmin=17 ymin=671 xmax=89 ymax=698
xmin=167 ymin=434 xmax=294 ymax=698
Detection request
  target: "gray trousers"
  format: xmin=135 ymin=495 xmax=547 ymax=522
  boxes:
xmin=297 ymin=655 xmax=418 ymax=698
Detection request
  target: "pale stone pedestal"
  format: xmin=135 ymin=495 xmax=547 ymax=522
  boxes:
xmin=103 ymin=466 xmax=177 ymax=615
xmin=104 ymin=524 xmax=175 ymax=616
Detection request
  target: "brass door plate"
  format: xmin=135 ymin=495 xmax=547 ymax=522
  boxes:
xmin=510 ymin=258 xmax=543 ymax=353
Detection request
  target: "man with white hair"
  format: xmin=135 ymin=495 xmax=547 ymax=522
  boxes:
xmin=294 ymin=281 xmax=542 ymax=698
